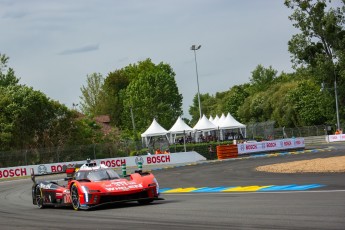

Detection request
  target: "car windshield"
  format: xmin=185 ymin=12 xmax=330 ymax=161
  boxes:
xmin=74 ymin=169 xmax=120 ymax=181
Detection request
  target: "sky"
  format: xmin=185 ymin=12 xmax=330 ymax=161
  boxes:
xmin=1 ymin=0 xmax=299 ymax=118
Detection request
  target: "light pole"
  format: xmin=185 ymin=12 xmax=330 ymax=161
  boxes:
xmin=333 ymin=69 xmax=340 ymax=130
xmin=191 ymin=44 xmax=202 ymax=119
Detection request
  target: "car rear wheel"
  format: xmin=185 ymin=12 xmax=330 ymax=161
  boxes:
xmin=138 ymin=199 xmax=154 ymax=205
xmin=35 ymin=185 xmax=45 ymax=209
xmin=71 ymin=184 xmax=80 ymax=210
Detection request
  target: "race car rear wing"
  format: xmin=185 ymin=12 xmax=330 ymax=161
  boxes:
xmin=30 ymin=159 xmax=97 ymax=184
xmin=30 ymin=167 xmax=69 ymax=184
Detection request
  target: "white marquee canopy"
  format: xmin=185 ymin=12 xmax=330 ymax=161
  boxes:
xmin=168 ymin=116 xmax=193 ymax=134
xmin=193 ymin=115 xmax=217 ymax=131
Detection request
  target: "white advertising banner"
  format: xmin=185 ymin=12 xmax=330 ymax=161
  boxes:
xmin=237 ymin=138 xmax=305 ymax=155
xmin=0 ymin=151 xmax=206 ymax=179
xmin=327 ymin=134 xmax=345 ymax=142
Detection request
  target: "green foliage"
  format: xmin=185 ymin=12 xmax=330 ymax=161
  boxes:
xmin=287 ymin=80 xmax=334 ymax=126
xmin=0 ymin=53 xmax=19 ymax=87
xmin=249 ymin=65 xmax=278 ymax=93
xmin=122 ymin=60 xmax=183 ymax=132
xmin=285 ymin=0 xmax=345 ymax=127
xmin=0 ymin=85 xmax=75 ymax=150
xmin=102 ymin=69 xmax=130 ymax=127
xmin=221 ymin=84 xmax=250 ymax=119
xmin=79 ymin=73 xmax=105 ymax=116
xmin=100 ymin=58 xmax=183 ymax=134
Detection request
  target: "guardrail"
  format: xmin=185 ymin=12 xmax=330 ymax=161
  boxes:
xmin=304 ymin=136 xmax=328 ymax=145
xmin=0 ymin=152 xmax=206 ymax=180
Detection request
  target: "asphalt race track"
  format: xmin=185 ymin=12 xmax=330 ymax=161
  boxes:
xmin=0 ymin=144 xmax=344 ymax=230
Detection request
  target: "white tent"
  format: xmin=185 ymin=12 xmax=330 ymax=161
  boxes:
xmin=168 ymin=116 xmax=193 ymax=134
xmin=141 ymin=118 xmax=169 ymax=146
xmin=217 ymin=113 xmax=226 ymax=127
xmin=168 ymin=116 xmax=194 ymax=151
xmin=219 ymin=112 xmax=246 ymax=129
xmin=218 ymin=112 xmax=246 ymax=140
xmin=193 ymin=115 xmax=218 ymax=131
xmin=209 ymin=115 xmax=214 ymax=123
xmin=193 ymin=115 xmax=218 ymax=142
xmin=212 ymin=115 xmax=220 ymax=126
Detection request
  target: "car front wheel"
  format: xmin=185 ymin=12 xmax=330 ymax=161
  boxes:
xmin=71 ymin=184 xmax=80 ymax=210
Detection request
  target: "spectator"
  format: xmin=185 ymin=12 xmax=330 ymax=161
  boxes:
xmin=155 ymin=149 xmax=162 ymax=154
xmin=164 ymin=149 xmax=170 ymax=154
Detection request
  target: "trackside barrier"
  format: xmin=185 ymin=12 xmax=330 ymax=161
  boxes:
xmin=0 ymin=151 xmax=206 ymax=179
xmin=237 ymin=138 xmax=305 ymax=155
xmin=326 ymin=134 xmax=345 ymax=143
xmin=216 ymin=145 xmax=238 ymax=160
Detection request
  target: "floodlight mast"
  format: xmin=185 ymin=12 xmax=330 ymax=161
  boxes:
xmin=191 ymin=44 xmax=202 ymax=119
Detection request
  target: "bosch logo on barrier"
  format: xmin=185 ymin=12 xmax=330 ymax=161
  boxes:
xmin=284 ymin=141 xmax=292 ymax=146
xmin=51 ymin=164 xmax=66 ymax=172
xmin=135 ymin=156 xmax=144 ymax=166
xmin=101 ymin=159 xmax=126 ymax=168
xmin=266 ymin=142 xmax=276 ymax=148
xmin=146 ymin=155 xmax=171 ymax=164
xmin=246 ymin=145 xmax=257 ymax=150
xmin=0 ymin=168 xmax=27 ymax=178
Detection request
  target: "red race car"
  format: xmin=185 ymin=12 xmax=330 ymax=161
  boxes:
xmin=31 ymin=160 xmax=163 ymax=210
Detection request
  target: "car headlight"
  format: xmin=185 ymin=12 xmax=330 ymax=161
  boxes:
xmin=153 ymin=178 xmax=159 ymax=195
xmin=81 ymin=186 xmax=89 ymax=202
xmin=81 ymin=186 xmax=89 ymax=193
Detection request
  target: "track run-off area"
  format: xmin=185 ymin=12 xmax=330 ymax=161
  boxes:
xmin=0 ymin=143 xmax=344 ymax=229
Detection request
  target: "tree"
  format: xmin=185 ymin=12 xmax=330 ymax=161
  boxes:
xmin=79 ymin=73 xmax=105 ymax=116
xmin=221 ymin=84 xmax=250 ymax=119
xmin=122 ymin=61 xmax=183 ymax=133
xmin=102 ymin=69 xmax=130 ymax=127
xmin=285 ymin=0 xmax=345 ymax=126
xmin=285 ymin=0 xmax=345 ymax=72
xmin=0 ymin=85 xmax=73 ymax=150
xmin=287 ymin=79 xmax=334 ymax=126
xmin=0 ymin=53 xmax=19 ymax=87
xmin=99 ymin=59 xmax=183 ymax=135
xmin=188 ymin=93 xmax=217 ymax=126
xmin=249 ymin=65 xmax=278 ymax=93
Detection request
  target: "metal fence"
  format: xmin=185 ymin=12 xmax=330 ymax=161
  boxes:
xmin=0 ymin=141 xmax=137 ymax=168
xmin=246 ymin=121 xmax=327 ymax=140
xmin=0 ymin=123 xmax=331 ymax=168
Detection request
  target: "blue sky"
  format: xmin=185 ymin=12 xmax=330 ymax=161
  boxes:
xmin=1 ymin=0 xmax=298 ymax=118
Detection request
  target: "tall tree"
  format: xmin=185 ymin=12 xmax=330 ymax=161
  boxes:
xmin=121 ymin=60 xmax=183 ymax=133
xmin=221 ymin=84 xmax=250 ymax=119
xmin=285 ymin=0 xmax=345 ymax=127
xmin=102 ymin=69 xmax=130 ymax=127
xmin=101 ymin=59 xmax=183 ymax=134
xmin=249 ymin=65 xmax=278 ymax=93
xmin=188 ymin=93 xmax=216 ymax=126
xmin=0 ymin=53 xmax=19 ymax=87
xmin=0 ymin=85 xmax=73 ymax=150
xmin=79 ymin=73 xmax=105 ymax=116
